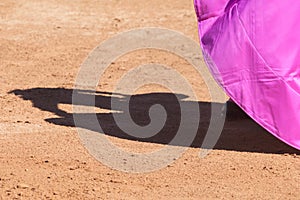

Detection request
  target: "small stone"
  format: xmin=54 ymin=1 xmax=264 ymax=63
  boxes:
xmin=17 ymin=183 xmax=29 ymax=189
xmin=69 ymin=166 xmax=78 ymax=170
xmin=292 ymin=154 xmax=298 ymax=158
xmin=114 ymin=18 xmax=121 ymax=22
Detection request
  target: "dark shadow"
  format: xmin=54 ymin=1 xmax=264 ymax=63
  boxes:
xmin=10 ymin=87 xmax=300 ymax=154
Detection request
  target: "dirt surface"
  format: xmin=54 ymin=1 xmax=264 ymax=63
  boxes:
xmin=0 ymin=0 xmax=299 ymax=199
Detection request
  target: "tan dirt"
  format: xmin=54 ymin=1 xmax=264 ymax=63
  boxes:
xmin=0 ymin=0 xmax=299 ymax=199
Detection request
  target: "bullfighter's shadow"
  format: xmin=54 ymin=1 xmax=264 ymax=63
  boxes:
xmin=10 ymin=87 xmax=299 ymax=154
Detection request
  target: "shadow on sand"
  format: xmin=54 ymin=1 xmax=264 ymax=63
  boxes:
xmin=10 ymin=87 xmax=299 ymax=154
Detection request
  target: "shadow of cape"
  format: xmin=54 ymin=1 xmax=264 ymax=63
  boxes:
xmin=10 ymin=87 xmax=300 ymax=154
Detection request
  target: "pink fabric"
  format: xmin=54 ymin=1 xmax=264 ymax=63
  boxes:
xmin=194 ymin=0 xmax=300 ymax=150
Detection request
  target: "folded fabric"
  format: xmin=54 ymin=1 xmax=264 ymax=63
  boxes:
xmin=194 ymin=0 xmax=300 ymax=150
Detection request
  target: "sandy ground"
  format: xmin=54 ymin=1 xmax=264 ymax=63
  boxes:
xmin=0 ymin=0 xmax=299 ymax=199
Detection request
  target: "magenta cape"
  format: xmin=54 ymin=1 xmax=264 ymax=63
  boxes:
xmin=194 ymin=0 xmax=300 ymax=150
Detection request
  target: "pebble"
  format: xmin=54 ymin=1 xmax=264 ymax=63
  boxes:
xmin=17 ymin=183 xmax=29 ymax=189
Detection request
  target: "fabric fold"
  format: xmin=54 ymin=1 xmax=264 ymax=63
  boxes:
xmin=195 ymin=0 xmax=300 ymax=150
